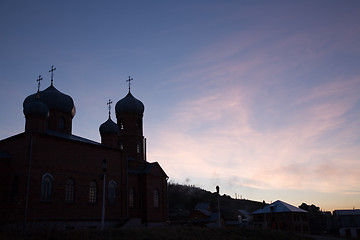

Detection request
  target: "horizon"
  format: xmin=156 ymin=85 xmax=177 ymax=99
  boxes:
xmin=1 ymin=1 xmax=359 ymax=212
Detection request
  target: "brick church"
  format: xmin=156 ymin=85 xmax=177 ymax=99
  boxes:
xmin=0 ymin=68 xmax=168 ymax=229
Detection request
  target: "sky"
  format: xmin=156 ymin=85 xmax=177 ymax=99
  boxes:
xmin=1 ymin=0 xmax=360 ymax=211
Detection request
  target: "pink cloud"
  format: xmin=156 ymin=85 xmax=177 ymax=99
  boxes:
xmin=146 ymin=8 xmax=360 ymax=208
xmin=149 ymin=67 xmax=360 ymax=198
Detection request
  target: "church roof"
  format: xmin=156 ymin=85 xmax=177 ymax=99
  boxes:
xmin=252 ymin=200 xmax=307 ymax=214
xmin=115 ymin=92 xmax=144 ymax=115
xmin=128 ymin=162 xmax=168 ymax=177
xmin=23 ymin=85 xmax=76 ymax=117
xmin=45 ymin=129 xmax=101 ymax=146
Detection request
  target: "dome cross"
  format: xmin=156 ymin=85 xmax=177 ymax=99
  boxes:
xmin=126 ymin=76 xmax=133 ymax=92
xmin=36 ymin=75 xmax=43 ymax=92
xmin=49 ymin=65 xmax=56 ymax=86
xmin=107 ymin=99 xmax=113 ymax=118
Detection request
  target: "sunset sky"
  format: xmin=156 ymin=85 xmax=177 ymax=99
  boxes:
xmin=1 ymin=1 xmax=359 ymax=211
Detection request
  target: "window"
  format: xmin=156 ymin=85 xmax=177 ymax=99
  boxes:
xmin=137 ymin=141 xmax=142 ymax=154
xmin=89 ymin=181 xmax=97 ymax=204
xmin=153 ymin=189 xmax=159 ymax=208
xmin=108 ymin=180 xmax=117 ymax=205
xmin=136 ymin=118 xmax=142 ymax=129
xmin=58 ymin=117 xmax=65 ymax=130
xmin=119 ymin=118 xmax=124 ymax=130
xmin=65 ymin=178 xmax=75 ymax=203
xmin=41 ymin=173 xmax=53 ymax=201
xmin=129 ymin=188 xmax=135 ymax=208
xmin=12 ymin=176 xmax=19 ymax=203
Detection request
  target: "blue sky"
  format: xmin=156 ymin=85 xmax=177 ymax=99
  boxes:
xmin=1 ymin=1 xmax=360 ymax=211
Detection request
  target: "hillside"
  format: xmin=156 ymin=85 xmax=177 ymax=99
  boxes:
xmin=168 ymin=183 xmax=266 ymax=222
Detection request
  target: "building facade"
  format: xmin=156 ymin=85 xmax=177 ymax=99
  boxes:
xmin=333 ymin=209 xmax=360 ymax=238
xmin=0 ymin=74 xmax=168 ymax=230
xmin=252 ymin=200 xmax=309 ymax=233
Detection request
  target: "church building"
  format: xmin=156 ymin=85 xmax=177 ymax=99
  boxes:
xmin=0 ymin=68 xmax=168 ymax=229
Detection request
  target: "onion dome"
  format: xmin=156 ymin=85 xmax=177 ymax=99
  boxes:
xmin=23 ymin=85 xmax=76 ymax=117
xmin=99 ymin=117 xmax=119 ymax=135
xmin=115 ymin=92 xmax=144 ymax=115
xmin=23 ymin=98 xmax=49 ymax=117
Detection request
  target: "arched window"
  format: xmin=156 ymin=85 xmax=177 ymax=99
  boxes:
xmin=119 ymin=118 xmax=124 ymax=130
xmin=41 ymin=173 xmax=53 ymax=201
xmin=65 ymin=178 xmax=75 ymax=203
xmin=153 ymin=189 xmax=159 ymax=208
xmin=137 ymin=141 xmax=142 ymax=154
xmin=58 ymin=117 xmax=65 ymax=130
xmin=108 ymin=180 xmax=117 ymax=205
xmin=136 ymin=118 xmax=142 ymax=130
xmin=129 ymin=188 xmax=135 ymax=208
xmin=12 ymin=176 xmax=19 ymax=203
xmin=89 ymin=181 xmax=97 ymax=204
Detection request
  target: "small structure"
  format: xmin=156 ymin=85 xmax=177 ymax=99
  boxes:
xmin=238 ymin=209 xmax=253 ymax=225
xmin=225 ymin=209 xmax=253 ymax=227
xmin=333 ymin=209 xmax=360 ymax=238
xmin=190 ymin=202 xmax=224 ymax=227
xmin=252 ymin=200 xmax=309 ymax=233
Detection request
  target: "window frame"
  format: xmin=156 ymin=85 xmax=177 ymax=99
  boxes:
xmin=12 ymin=176 xmax=19 ymax=203
xmin=129 ymin=188 xmax=135 ymax=208
xmin=65 ymin=178 xmax=75 ymax=203
xmin=153 ymin=189 xmax=160 ymax=208
xmin=108 ymin=180 xmax=117 ymax=205
xmin=58 ymin=116 xmax=65 ymax=130
xmin=41 ymin=173 xmax=53 ymax=202
xmin=89 ymin=180 xmax=97 ymax=204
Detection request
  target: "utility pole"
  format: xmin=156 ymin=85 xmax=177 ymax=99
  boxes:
xmin=216 ymin=185 xmax=221 ymax=227
xmin=101 ymin=159 xmax=107 ymax=230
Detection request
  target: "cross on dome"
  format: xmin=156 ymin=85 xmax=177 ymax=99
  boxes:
xmin=107 ymin=99 xmax=113 ymax=118
xmin=126 ymin=76 xmax=133 ymax=92
xmin=36 ymin=75 xmax=43 ymax=92
xmin=49 ymin=65 xmax=56 ymax=86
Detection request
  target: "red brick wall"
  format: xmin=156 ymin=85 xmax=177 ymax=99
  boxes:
xmin=0 ymin=131 xmax=168 ymax=226
xmin=26 ymin=133 xmax=125 ymax=222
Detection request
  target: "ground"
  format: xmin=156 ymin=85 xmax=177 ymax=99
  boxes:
xmin=0 ymin=226 xmax=330 ymax=240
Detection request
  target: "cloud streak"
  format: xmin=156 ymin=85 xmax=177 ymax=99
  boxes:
xmin=148 ymin=12 xmax=360 ymax=208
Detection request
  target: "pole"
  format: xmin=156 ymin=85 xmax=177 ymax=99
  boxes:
xmin=218 ymin=194 xmax=221 ymax=227
xmin=24 ymin=133 xmax=33 ymax=231
xmin=101 ymin=173 xmax=106 ymax=230
xmin=264 ymin=208 xmax=267 ymax=229
xmin=216 ymin=186 xmax=221 ymax=227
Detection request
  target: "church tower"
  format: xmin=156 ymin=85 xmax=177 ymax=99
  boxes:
xmin=115 ymin=77 xmax=145 ymax=167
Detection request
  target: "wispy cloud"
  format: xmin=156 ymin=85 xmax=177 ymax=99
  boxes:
xmin=150 ymin=75 xmax=360 ymax=193
xmin=148 ymin=12 xmax=360 ymax=206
